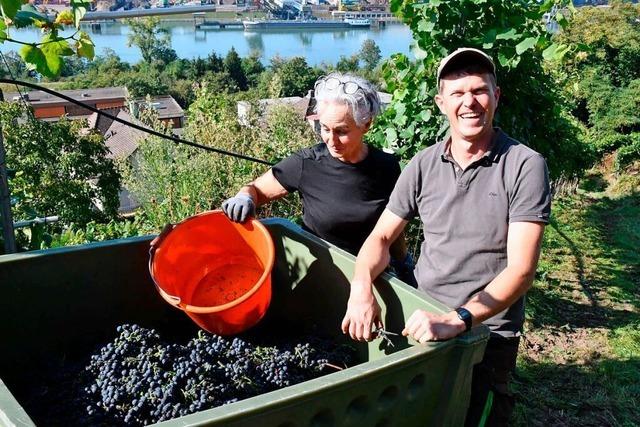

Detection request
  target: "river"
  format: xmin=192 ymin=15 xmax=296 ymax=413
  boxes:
xmin=0 ymin=21 xmax=414 ymax=65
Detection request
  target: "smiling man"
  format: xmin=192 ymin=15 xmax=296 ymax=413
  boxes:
xmin=341 ymin=48 xmax=551 ymax=425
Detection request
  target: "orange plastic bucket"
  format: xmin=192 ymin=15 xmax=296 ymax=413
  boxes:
xmin=148 ymin=210 xmax=275 ymax=335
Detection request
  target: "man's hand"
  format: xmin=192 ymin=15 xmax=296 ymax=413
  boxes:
xmin=221 ymin=194 xmax=255 ymax=223
xmin=402 ymin=310 xmax=466 ymax=343
xmin=341 ymin=283 xmax=383 ymax=341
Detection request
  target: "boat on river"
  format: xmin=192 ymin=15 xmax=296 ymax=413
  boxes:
xmin=242 ymin=18 xmax=370 ymax=30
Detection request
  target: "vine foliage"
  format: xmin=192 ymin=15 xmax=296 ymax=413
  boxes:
xmin=369 ymin=0 xmax=595 ymax=179
xmin=1 ymin=0 xmax=94 ymax=77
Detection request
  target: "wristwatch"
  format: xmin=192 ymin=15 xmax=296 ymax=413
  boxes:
xmin=455 ymin=307 xmax=473 ymax=332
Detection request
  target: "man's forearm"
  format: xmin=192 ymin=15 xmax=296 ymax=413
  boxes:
xmin=462 ymin=265 xmax=536 ymax=325
xmin=352 ymin=233 xmax=393 ymax=291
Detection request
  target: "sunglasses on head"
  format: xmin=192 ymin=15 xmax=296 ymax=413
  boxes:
xmin=315 ymin=76 xmax=362 ymax=95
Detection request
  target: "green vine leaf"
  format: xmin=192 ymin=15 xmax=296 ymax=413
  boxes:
xmin=417 ymin=20 xmax=435 ymax=33
xmin=516 ymin=36 xmax=538 ymax=55
xmin=76 ymin=31 xmax=95 ymax=60
xmin=411 ymin=44 xmax=428 ymax=61
xmin=542 ymin=43 xmax=569 ymax=62
xmin=496 ymin=28 xmax=520 ymax=40
xmin=539 ymin=0 xmax=555 ymax=13
xmin=0 ymin=0 xmax=21 ymax=20
xmin=13 ymin=10 xmax=50 ymax=29
xmin=385 ymin=128 xmax=398 ymax=145
xmin=19 ymin=44 xmax=47 ymax=74
xmin=71 ymin=0 xmax=92 ymax=28
xmin=0 ymin=20 xmax=6 ymax=42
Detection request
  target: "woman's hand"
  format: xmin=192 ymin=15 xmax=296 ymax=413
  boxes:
xmin=341 ymin=282 xmax=382 ymax=341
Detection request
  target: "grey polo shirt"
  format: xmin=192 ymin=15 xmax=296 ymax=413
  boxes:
xmin=387 ymin=128 xmax=551 ymax=337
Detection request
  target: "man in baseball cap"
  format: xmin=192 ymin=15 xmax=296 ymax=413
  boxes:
xmin=437 ymin=47 xmax=497 ymax=87
xmin=342 ymin=47 xmax=551 ymax=426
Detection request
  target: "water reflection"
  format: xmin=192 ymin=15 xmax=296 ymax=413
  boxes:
xmin=1 ymin=22 xmax=413 ymax=65
xmin=245 ymin=32 xmax=264 ymax=52
xmin=298 ymin=32 xmax=312 ymax=47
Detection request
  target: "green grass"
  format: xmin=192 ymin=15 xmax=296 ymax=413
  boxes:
xmin=512 ymin=164 xmax=640 ymax=426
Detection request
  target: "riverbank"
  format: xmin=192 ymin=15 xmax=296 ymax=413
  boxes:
xmin=0 ymin=19 xmax=412 ymax=65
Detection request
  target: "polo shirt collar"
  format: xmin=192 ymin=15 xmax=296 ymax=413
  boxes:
xmin=440 ymin=127 xmax=506 ymax=164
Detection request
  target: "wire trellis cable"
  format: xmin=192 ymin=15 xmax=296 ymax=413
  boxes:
xmin=0 ymin=78 xmax=274 ymax=166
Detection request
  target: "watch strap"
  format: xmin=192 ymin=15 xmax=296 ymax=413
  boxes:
xmin=455 ymin=307 xmax=473 ymax=332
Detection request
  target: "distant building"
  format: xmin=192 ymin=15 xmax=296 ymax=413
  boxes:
xmin=6 ymin=87 xmax=185 ymax=129
xmin=6 ymin=86 xmax=186 ymax=216
xmin=86 ymin=109 xmax=146 ymax=214
xmin=7 ymin=87 xmax=128 ymax=120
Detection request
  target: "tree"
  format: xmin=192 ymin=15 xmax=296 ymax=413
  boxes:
xmin=121 ymin=69 xmax=169 ymax=98
xmin=224 ymin=47 xmax=247 ymax=91
xmin=206 ymin=52 xmax=225 ymax=74
xmin=555 ymin=0 xmax=640 ymax=169
xmin=269 ymin=56 xmax=319 ymax=97
xmin=0 ymin=51 xmax=30 ymax=79
xmin=359 ymin=39 xmax=381 ymax=72
xmin=0 ymin=102 xmax=121 ymax=227
xmin=126 ymin=17 xmax=177 ymax=65
xmin=241 ymin=51 xmax=265 ymax=88
xmin=0 ymin=0 xmax=96 ymax=78
xmin=336 ymin=55 xmax=360 ymax=73
xmin=370 ymin=0 xmax=593 ymax=180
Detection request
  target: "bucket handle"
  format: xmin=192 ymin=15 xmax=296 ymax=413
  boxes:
xmin=148 ymin=223 xmax=183 ymax=308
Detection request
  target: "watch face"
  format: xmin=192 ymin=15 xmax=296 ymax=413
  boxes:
xmin=456 ymin=308 xmax=472 ymax=331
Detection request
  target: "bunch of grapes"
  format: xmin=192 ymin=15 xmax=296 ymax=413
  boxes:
xmin=77 ymin=325 xmax=355 ymax=426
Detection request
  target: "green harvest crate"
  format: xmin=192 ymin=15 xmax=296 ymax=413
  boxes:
xmin=0 ymin=218 xmax=489 ymax=427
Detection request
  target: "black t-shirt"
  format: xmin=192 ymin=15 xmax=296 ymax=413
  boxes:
xmin=272 ymin=143 xmax=401 ymax=255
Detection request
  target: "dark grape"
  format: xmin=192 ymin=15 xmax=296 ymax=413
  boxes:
xmin=66 ymin=325 xmax=356 ymax=426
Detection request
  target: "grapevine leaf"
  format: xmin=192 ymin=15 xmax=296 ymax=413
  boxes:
xmin=0 ymin=20 xmax=6 ymax=42
xmin=419 ymin=109 xmax=432 ymax=122
xmin=539 ymin=0 xmax=555 ymax=13
xmin=417 ymin=20 xmax=435 ymax=33
xmin=13 ymin=10 xmax=50 ymax=28
xmin=41 ymin=34 xmax=74 ymax=57
xmin=411 ymin=44 xmax=428 ymax=61
xmin=19 ymin=44 xmax=47 ymax=74
xmin=497 ymin=51 xmax=510 ymax=67
xmin=385 ymin=128 xmax=398 ymax=145
xmin=0 ymin=0 xmax=21 ymax=20
xmin=515 ymin=36 xmax=538 ymax=55
xmin=555 ymin=11 xmax=569 ymax=30
xmin=495 ymin=28 xmax=519 ymax=40
xmin=71 ymin=0 xmax=92 ymax=28
xmin=55 ymin=9 xmax=74 ymax=26
xmin=542 ymin=43 xmax=569 ymax=61
xmin=76 ymin=31 xmax=94 ymax=59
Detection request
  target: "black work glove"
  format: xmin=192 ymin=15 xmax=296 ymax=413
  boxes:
xmin=221 ymin=194 xmax=255 ymax=223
